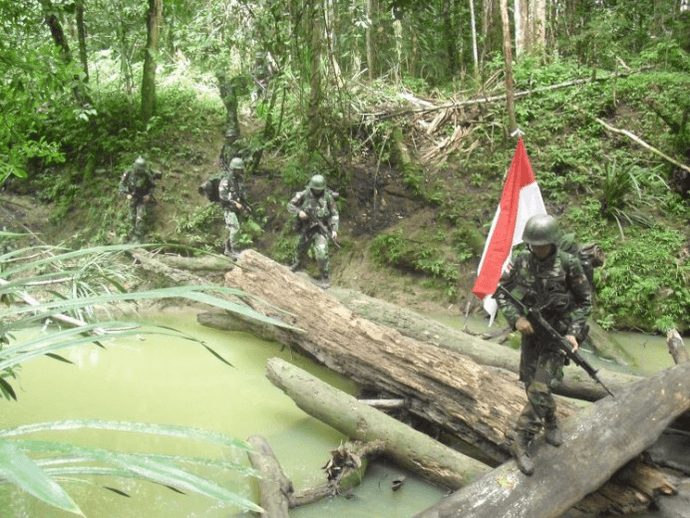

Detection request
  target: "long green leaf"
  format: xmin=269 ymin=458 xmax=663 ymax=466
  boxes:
xmin=0 ymin=438 xmax=83 ymax=516
xmin=110 ymin=455 xmax=262 ymax=512
xmin=0 ymin=420 xmax=252 ymax=451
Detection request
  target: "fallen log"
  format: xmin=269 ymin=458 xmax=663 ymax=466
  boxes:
xmin=326 ymin=286 xmax=640 ymax=401
xmin=413 ymin=361 xmax=690 ymax=518
xmin=223 ymin=250 xmax=542 ymax=463
xmin=265 ymin=357 xmax=492 ymax=489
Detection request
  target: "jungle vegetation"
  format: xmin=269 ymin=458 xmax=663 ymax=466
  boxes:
xmin=2 ymin=0 xmax=690 ymax=513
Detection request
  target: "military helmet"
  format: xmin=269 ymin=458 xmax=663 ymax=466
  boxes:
xmin=309 ymin=174 xmax=327 ymax=192
xmin=229 ymin=157 xmax=245 ymax=170
xmin=133 ymin=157 xmax=146 ymax=170
xmin=522 ymin=214 xmax=560 ymax=246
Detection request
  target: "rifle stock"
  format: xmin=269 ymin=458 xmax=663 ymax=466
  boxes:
xmin=495 ymin=284 xmax=614 ymax=398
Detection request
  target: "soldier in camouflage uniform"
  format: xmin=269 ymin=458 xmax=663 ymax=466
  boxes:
xmin=287 ymin=174 xmax=339 ymax=287
xmin=215 ymin=69 xmax=241 ymax=137
xmin=495 ymin=214 xmax=592 ymax=476
xmin=218 ymin=157 xmax=249 ymax=258
xmin=119 ymin=157 xmax=157 ymax=242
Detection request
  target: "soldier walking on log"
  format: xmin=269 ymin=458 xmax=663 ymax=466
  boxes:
xmin=495 ymin=214 xmax=593 ymax=475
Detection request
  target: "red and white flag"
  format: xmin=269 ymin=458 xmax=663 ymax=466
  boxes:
xmin=471 ymin=138 xmax=546 ymax=323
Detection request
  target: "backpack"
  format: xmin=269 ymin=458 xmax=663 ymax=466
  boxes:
xmin=198 ymin=174 xmax=223 ymax=203
xmin=558 ymin=233 xmax=605 ymax=289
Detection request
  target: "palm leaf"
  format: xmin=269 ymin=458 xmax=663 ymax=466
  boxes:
xmin=0 ymin=438 xmax=84 ymax=516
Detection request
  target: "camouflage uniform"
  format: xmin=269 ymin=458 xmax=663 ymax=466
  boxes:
xmin=496 ymin=246 xmax=592 ymax=443
xmin=216 ymin=70 xmax=241 ymax=137
xmin=218 ymin=158 xmax=248 ymax=257
xmin=119 ymin=158 xmax=156 ymax=241
xmin=287 ymin=178 xmax=339 ymax=281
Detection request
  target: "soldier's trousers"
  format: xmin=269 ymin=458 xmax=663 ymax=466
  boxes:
xmin=295 ymin=228 xmax=329 ymax=275
xmin=515 ymin=333 xmax=566 ymax=436
xmin=128 ymin=201 xmax=149 ymax=239
xmin=223 ymin=210 xmax=240 ymax=249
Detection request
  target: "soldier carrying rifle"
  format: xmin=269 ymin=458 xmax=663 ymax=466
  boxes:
xmin=287 ymin=174 xmax=339 ymax=288
xmin=495 ymin=214 xmax=593 ymax=476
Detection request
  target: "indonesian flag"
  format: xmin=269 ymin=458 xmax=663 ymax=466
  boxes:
xmin=471 ymin=138 xmax=546 ymax=323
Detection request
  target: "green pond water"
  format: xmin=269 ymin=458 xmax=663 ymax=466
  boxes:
xmin=0 ymin=309 xmax=447 ymax=518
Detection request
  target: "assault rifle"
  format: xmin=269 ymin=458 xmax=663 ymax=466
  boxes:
xmin=305 ymin=209 xmax=341 ymax=249
xmin=495 ymin=284 xmax=615 ymax=398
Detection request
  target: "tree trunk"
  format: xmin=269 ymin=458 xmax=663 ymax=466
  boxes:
xmin=365 ymin=0 xmax=378 ymax=81
xmin=499 ymin=0 xmax=517 ymax=133
xmin=265 ymin=357 xmax=492 ymax=489
xmin=326 ymin=286 xmax=641 ymax=401
xmin=307 ymin=0 xmax=323 ymax=151
xmin=468 ymin=0 xmax=479 ymax=76
xmin=413 ymin=361 xmax=690 ymax=518
xmin=75 ymin=0 xmax=89 ymax=83
xmin=223 ymin=251 xmax=548 ymax=463
xmin=142 ymin=0 xmax=162 ymax=123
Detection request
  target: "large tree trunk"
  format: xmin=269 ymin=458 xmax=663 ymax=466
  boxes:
xmin=413 ymin=361 xmax=690 ymax=518
xmin=265 ymin=357 xmax=492 ymax=489
xmin=499 ymin=0 xmax=517 ymax=133
xmin=326 ymin=287 xmax=641 ymax=401
xmin=223 ymin=250 xmax=546 ymax=463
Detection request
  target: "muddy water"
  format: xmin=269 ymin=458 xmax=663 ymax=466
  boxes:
xmin=1 ymin=309 xmax=445 ymax=518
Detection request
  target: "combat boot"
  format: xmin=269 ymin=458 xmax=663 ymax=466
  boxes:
xmin=510 ymin=431 xmax=535 ymax=476
xmin=290 ymin=261 xmax=303 ymax=272
xmin=224 ymin=241 xmax=238 ymax=260
xmin=320 ymin=272 xmax=330 ymax=289
xmin=544 ymin=418 xmax=563 ymax=447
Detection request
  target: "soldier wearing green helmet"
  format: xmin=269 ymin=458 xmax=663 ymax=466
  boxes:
xmin=118 ymin=156 xmax=158 ymax=242
xmin=495 ymin=213 xmax=592 ymax=476
xmin=218 ymin=157 xmax=249 ymax=258
xmin=287 ymin=174 xmax=339 ymax=287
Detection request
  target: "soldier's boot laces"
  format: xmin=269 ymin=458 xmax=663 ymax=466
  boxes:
xmin=511 ymin=433 xmax=535 ymax=476
xmin=544 ymin=418 xmax=563 ymax=447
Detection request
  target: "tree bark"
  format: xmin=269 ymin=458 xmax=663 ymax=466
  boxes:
xmin=142 ymin=0 xmax=162 ymax=123
xmin=265 ymin=357 xmax=492 ymax=489
xmin=326 ymin=286 xmax=641 ymax=401
xmin=499 ymin=0 xmax=517 ymax=133
xmin=413 ymin=361 xmax=690 ymax=518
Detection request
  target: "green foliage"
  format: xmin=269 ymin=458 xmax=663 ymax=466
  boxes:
xmin=0 ymin=242 xmax=301 ymax=514
xmin=370 ymin=230 xmax=459 ymax=299
xmin=595 ymin=225 xmax=690 ymax=333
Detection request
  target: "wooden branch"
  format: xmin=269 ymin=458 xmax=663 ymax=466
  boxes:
xmin=595 ymin=117 xmax=690 ymax=174
xmin=246 ymin=435 xmax=292 ymax=518
xmin=667 ymin=329 xmax=689 ymax=365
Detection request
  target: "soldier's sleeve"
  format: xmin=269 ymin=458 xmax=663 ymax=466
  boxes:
xmin=494 ymin=254 xmax=524 ymax=329
xmin=565 ymin=255 xmax=593 ymax=338
xmin=118 ymin=171 xmax=130 ymax=195
xmin=287 ymin=191 xmax=304 ymax=216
